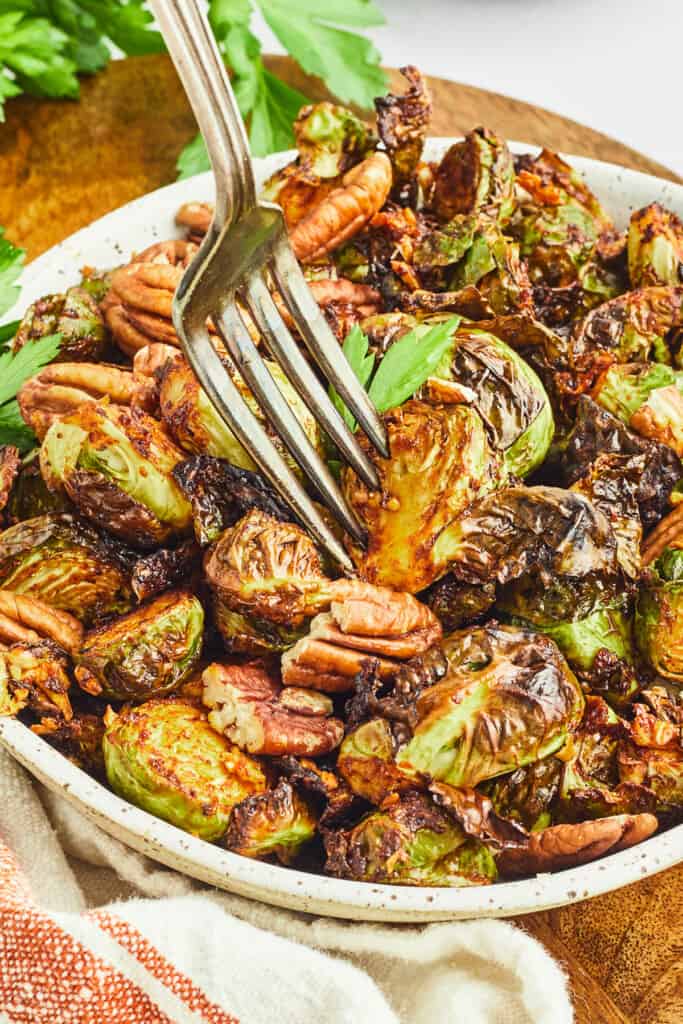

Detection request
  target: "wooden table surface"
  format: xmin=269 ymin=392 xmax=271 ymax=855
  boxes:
xmin=4 ymin=54 xmax=682 ymax=1023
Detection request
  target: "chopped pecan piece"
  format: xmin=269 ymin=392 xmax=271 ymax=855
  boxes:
xmin=0 ymin=446 xmax=20 ymax=525
xmin=17 ymin=362 xmax=137 ymax=440
xmin=497 ymin=813 xmax=658 ymax=877
xmin=281 ymin=584 xmax=441 ymax=692
xmin=0 ymin=591 xmax=83 ymax=653
xmin=202 ymin=662 xmax=344 ymax=757
xmin=290 ymin=152 xmax=393 ymax=263
xmin=101 ymin=240 xmax=199 ymax=356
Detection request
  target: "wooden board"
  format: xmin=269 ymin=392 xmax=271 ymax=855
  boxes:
xmin=4 ymin=54 xmax=682 ymax=1023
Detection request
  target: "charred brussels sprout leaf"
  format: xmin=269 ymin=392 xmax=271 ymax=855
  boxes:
xmin=628 ymin=203 xmax=683 ymax=288
xmin=224 ymin=779 xmax=317 ymax=864
xmin=375 ymin=65 xmax=431 ymax=198
xmin=432 ymin=128 xmax=515 ymax=226
xmin=204 ymin=510 xmax=330 ymax=654
xmin=40 ymin=402 xmax=192 ymax=548
xmin=636 ymin=549 xmax=683 ymax=681
xmin=293 ymin=103 xmax=374 ymax=179
xmin=5 ymin=453 xmax=72 ymax=523
xmin=450 ymin=225 xmax=533 ymax=316
xmin=343 ymin=399 xmax=506 ymax=592
xmin=103 ymin=698 xmax=267 ymax=841
xmin=484 ymin=757 xmax=562 ymax=832
xmin=397 ymin=624 xmax=584 ymax=787
xmin=617 ymin=689 xmax=683 ymax=812
xmin=324 ymin=790 xmax=497 ymax=886
xmin=558 ymin=396 xmax=682 ymax=529
xmin=0 ymin=514 xmax=133 ymax=624
xmin=571 ymin=286 xmax=683 ymax=366
xmin=13 ymin=286 xmax=107 ymax=364
xmin=75 ymin=590 xmax=204 ymax=702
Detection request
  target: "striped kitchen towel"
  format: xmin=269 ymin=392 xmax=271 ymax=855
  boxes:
xmin=0 ymin=747 xmax=573 ymax=1023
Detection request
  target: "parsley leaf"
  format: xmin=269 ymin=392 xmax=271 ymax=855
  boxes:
xmin=368 ymin=317 xmax=462 ymax=413
xmin=0 ymin=230 xmax=25 ymax=319
xmin=329 ymin=324 xmax=375 ymax=430
xmin=257 ymin=0 xmax=387 ymax=108
xmin=329 ymin=317 xmax=462 ymax=434
xmin=0 ymin=333 xmax=61 ymax=451
xmin=0 ymin=10 xmax=78 ymax=106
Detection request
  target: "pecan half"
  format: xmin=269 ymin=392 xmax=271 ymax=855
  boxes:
xmin=281 ymin=584 xmax=441 ymax=692
xmin=101 ymin=240 xmax=199 ymax=356
xmin=290 ymin=152 xmax=393 ymax=263
xmin=202 ymin=662 xmax=344 ymax=757
xmin=0 ymin=591 xmax=83 ymax=653
xmin=176 ymin=202 xmax=213 ymax=242
xmin=641 ymin=504 xmax=683 ymax=565
xmin=497 ymin=813 xmax=658 ymax=877
xmin=307 ymin=279 xmax=381 ymax=315
xmin=17 ymin=362 xmax=136 ymax=440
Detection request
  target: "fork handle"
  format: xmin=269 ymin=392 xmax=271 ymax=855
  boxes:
xmin=149 ymin=0 xmax=256 ymax=227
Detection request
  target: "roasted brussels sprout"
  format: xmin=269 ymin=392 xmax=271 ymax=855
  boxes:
xmin=591 ymin=362 xmax=683 ymax=456
xmin=337 ymin=718 xmax=412 ymax=805
xmin=103 ymin=697 xmax=267 ymax=840
xmin=570 ymin=285 xmax=683 ymax=366
xmin=14 ymin=286 xmax=107 ymax=363
xmin=0 ymin=639 xmax=72 ymax=729
xmin=432 ymin=128 xmax=515 ymax=226
xmin=224 ymin=779 xmax=318 ymax=864
xmin=449 ymin=224 xmax=533 ymax=316
xmin=512 ymin=149 xmax=622 ymax=323
xmin=343 ymin=399 xmax=506 ymax=592
xmin=324 ymin=790 xmax=497 ymax=886
xmin=0 ymin=514 xmax=133 ymax=624
xmin=636 ymin=548 xmax=683 ymax=681
xmin=204 ymin=510 xmax=329 ymax=653
xmin=628 ymin=203 xmax=683 ymax=288
xmin=75 ymin=590 xmax=204 ymax=701
xmin=617 ymin=689 xmax=683 ymax=812
xmin=375 ymin=65 xmax=431 ymax=198
xmin=557 ymin=396 xmax=682 ymax=528
xmin=40 ymin=402 xmax=192 ymax=548
xmin=159 ymin=355 xmax=321 ymax=476
xmin=44 ymin=710 xmax=106 ymax=777
xmin=396 ymin=624 xmax=583 ymax=786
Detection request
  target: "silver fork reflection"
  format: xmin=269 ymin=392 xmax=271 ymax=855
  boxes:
xmin=148 ymin=0 xmax=388 ymax=570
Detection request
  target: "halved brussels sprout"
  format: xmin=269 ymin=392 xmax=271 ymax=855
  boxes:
xmin=40 ymin=401 xmax=192 ymax=548
xmin=636 ymin=548 xmax=683 ymax=681
xmin=628 ymin=203 xmax=683 ymax=288
xmin=159 ymin=355 xmax=321 ymax=476
xmin=324 ymin=790 xmax=497 ymax=886
xmin=75 ymin=590 xmax=204 ymax=701
xmin=13 ymin=286 xmax=107 ymax=362
xmin=224 ymin=779 xmax=317 ymax=864
xmin=432 ymin=128 xmax=515 ymax=226
xmin=570 ymin=285 xmax=683 ymax=366
xmin=375 ymin=66 xmax=431 ymax=196
xmin=103 ymin=697 xmax=267 ymax=840
xmin=569 ymin=451 xmax=643 ymax=579
xmin=591 ymin=362 xmax=683 ymax=456
xmin=397 ymin=624 xmax=584 ymax=787
xmin=618 ymin=689 xmax=683 ymax=812
xmin=204 ymin=510 xmax=330 ymax=653
xmin=0 ymin=514 xmax=133 ymax=624
xmin=337 ymin=718 xmax=412 ymax=805
xmin=343 ymin=399 xmax=506 ymax=592
xmin=449 ymin=224 xmax=533 ymax=316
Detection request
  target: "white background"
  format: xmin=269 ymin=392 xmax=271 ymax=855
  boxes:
xmin=251 ymin=0 xmax=683 ymax=176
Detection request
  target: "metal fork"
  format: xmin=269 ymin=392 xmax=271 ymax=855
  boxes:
xmin=148 ymin=1 xmax=388 ymax=570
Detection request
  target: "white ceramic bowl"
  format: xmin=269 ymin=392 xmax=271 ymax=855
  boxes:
xmin=2 ymin=141 xmax=682 ymax=922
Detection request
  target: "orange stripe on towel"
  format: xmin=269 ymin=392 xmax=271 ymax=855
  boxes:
xmin=91 ymin=909 xmax=240 ymax=1024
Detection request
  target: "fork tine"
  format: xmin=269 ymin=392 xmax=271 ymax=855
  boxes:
xmin=173 ymin=309 xmax=355 ymax=570
xmin=242 ymin=272 xmax=381 ymax=491
xmin=216 ymin=300 xmax=367 ymax=545
xmin=268 ymin=231 xmax=390 ymax=459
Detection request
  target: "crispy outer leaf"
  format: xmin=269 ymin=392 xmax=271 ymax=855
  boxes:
xmin=257 ymin=0 xmax=387 ymax=108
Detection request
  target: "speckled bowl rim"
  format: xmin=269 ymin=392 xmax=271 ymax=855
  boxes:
xmin=2 ymin=140 xmax=682 ymax=922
